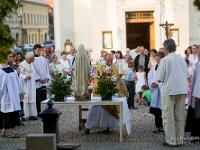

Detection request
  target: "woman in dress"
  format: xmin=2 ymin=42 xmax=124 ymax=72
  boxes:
xmin=15 ymin=52 xmax=23 ymax=64
xmin=122 ymin=54 xmax=131 ymax=97
xmin=188 ymin=45 xmax=198 ymax=70
xmin=185 ymin=46 xmax=192 ymax=60
xmin=148 ymin=49 xmax=157 ymax=69
xmin=59 ymin=51 xmax=73 ymax=77
xmin=115 ymin=50 xmax=124 ymax=75
xmin=40 ymin=46 xmax=50 ymax=69
xmin=49 ymin=45 xmax=55 ymax=58
xmin=49 ymin=54 xmax=65 ymax=77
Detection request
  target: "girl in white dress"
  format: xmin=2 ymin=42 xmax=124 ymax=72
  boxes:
xmin=135 ymin=65 xmax=147 ymax=104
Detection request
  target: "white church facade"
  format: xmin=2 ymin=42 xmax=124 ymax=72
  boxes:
xmin=54 ymin=0 xmax=200 ymax=60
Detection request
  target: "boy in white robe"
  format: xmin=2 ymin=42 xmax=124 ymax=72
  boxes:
xmin=20 ymin=52 xmax=38 ymax=120
xmin=32 ymin=44 xmax=50 ymax=113
xmin=0 ymin=64 xmax=21 ymax=138
xmin=148 ymin=52 xmax=165 ymax=133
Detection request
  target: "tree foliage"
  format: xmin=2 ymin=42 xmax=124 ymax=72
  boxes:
xmin=0 ymin=0 xmax=18 ymax=63
xmin=194 ymin=0 xmax=200 ymax=10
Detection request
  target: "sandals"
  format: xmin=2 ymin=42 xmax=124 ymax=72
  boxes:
xmin=11 ymin=132 xmax=20 ymax=138
xmin=1 ymin=131 xmax=5 ymax=137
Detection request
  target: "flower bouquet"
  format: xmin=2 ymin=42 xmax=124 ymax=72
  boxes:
xmin=45 ymin=74 xmax=73 ymax=102
xmin=94 ymin=66 xmax=120 ymax=101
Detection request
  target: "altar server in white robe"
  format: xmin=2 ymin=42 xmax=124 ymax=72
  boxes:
xmin=20 ymin=52 xmax=38 ymax=120
xmin=148 ymin=52 xmax=165 ymax=133
xmin=85 ymin=53 xmax=118 ymax=134
xmin=32 ymin=44 xmax=50 ymax=113
xmin=0 ymin=64 xmax=21 ymax=138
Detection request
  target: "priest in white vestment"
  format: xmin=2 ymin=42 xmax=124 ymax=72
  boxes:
xmin=0 ymin=64 xmax=21 ymax=137
xmin=32 ymin=44 xmax=50 ymax=113
xmin=85 ymin=53 xmax=119 ymax=134
xmin=20 ymin=52 xmax=37 ymax=120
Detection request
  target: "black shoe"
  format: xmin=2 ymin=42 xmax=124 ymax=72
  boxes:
xmin=98 ymin=128 xmax=110 ymax=134
xmin=159 ymin=127 xmax=164 ymax=132
xmin=153 ymin=128 xmax=159 ymax=133
xmin=21 ymin=118 xmax=26 ymax=122
xmin=29 ymin=116 xmax=38 ymax=121
xmin=84 ymin=129 xmax=90 ymax=134
xmin=163 ymin=142 xmax=176 ymax=147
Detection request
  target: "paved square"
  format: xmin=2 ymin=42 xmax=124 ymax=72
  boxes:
xmin=0 ymin=105 xmax=199 ymax=150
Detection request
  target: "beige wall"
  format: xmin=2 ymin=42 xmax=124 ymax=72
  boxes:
xmin=54 ymin=0 xmax=197 ymax=62
xmin=22 ymin=1 xmax=49 ymax=44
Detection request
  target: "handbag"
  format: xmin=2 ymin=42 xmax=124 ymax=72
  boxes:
xmin=194 ymin=101 xmax=200 ymax=119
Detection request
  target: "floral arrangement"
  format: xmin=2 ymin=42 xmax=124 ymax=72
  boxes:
xmin=45 ymin=74 xmax=73 ymax=98
xmin=94 ymin=66 xmax=120 ymax=99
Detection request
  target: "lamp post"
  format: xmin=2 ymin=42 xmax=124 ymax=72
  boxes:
xmin=16 ymin=0 xmax=25 ymax=57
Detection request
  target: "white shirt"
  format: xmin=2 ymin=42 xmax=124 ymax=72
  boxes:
xmin=129 ymin=49 xmax=139 ymax=59
xmin=0 ymin=64 xmax=2 ymax=70
xmin=0 ymin=68 xmax=21 ymax=113
xmin=188 ymin=54 xmax=198 ymax=70
xmin=96 ymin=56 xmax=104 ymax=63
xmin=155 ymin=53 xmax=188 ymax=96
xmin=67 ymin=54 xmax=75 ymax=65
xmin=122 ymin=61 xmax=129 ymax=79
xmin=59 ymin=59 xmax=72 ymax=72
xmin=32 ymin=56 xmax=50 ymax=89
xmin=20 ymin=61 xmax=36 ymax=103
xmin=187 ymin=66 xmax=194 ymax=76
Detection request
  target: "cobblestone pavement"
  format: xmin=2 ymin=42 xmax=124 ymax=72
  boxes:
xmin=0 ymin=105 xmax=199 ymax=150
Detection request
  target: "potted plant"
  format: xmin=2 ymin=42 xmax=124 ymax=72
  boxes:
xmin=94 ymin=66 xmax=120 ymax=101
xmin=45 ymin=75 xmax=73 ymax=102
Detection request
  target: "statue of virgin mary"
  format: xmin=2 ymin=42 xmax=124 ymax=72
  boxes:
xmin=74 ymin=44 xmax=90 ymax=100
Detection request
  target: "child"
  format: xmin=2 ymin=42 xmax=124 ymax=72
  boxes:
xmin=186 ymin=59 xmax=193 ymax=76
xmin=148 ymin=52 xmax=165 ymax=133
xmin=12 ymin=64 xmax=26 ymax=123
xmin=140 ymin=85 xmax=151 ymax=106
xmin=125 ymin=62 xmax=138 ymax=109
xmin=135 ymin=65 xmax=147 ymax=105
xmin=185 ymin=76 xmax=192 ymax=110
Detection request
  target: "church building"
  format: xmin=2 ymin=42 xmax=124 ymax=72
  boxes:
xmin=54 ymin=0 xmax=200 ymax=60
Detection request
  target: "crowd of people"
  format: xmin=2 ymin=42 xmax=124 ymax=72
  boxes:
xmin=0 ymin=39 xmax=200 ymax=147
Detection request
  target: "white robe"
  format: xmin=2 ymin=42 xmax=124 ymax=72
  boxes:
xmin=0 ymin=68 xmax=21 ymax=113
xmin=148 ymin=65 xmax=162 ymax=109
xmin=86 ymin=64 xmax=118 ymax=129
xmin=32 ymin=56 xmax=50 ymax=89
xmin=86 ymin=105 xmax=119 ymax=128
xmin=20 ymin=61 xmax=37 ymax=117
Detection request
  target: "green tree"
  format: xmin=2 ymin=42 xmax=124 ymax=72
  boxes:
xmin=194 ymin=0 xmax=200 ymax=10
xmin=0 ymin=0 xmax=18 ymax=63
